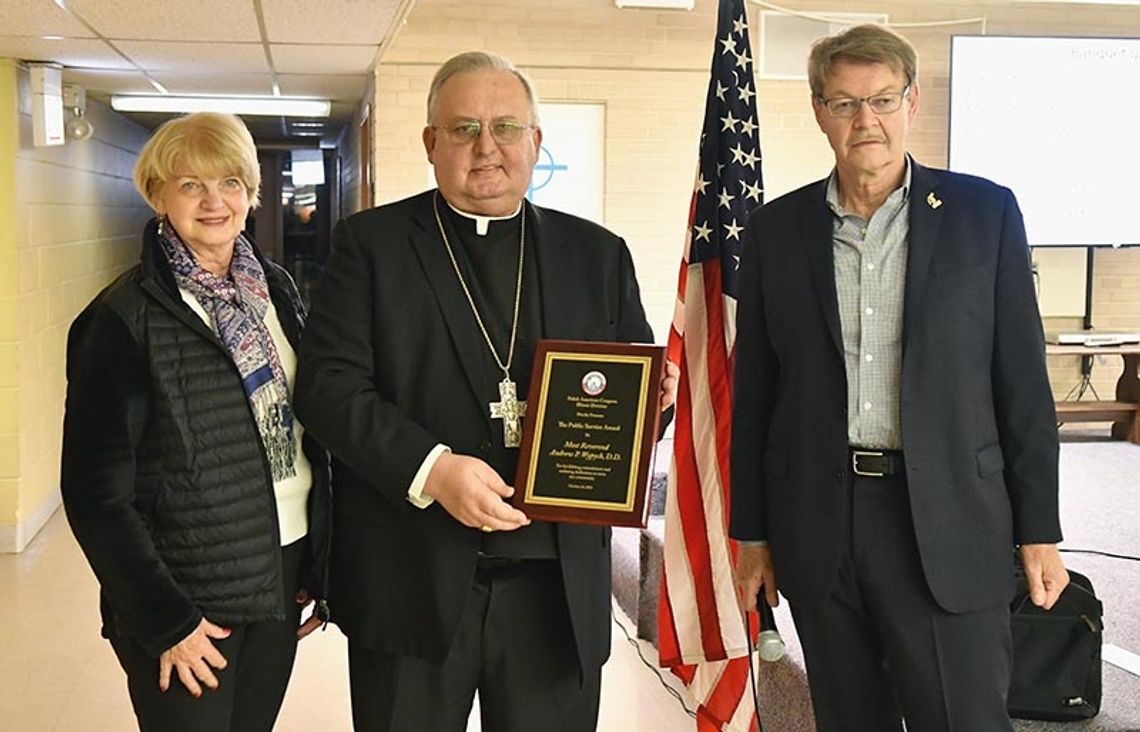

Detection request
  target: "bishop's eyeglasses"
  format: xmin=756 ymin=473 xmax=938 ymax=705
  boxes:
xmin=816 ymin=86 xmax=910 ymax=118
xmin=430 ymin=119 xmax=536 ymax=145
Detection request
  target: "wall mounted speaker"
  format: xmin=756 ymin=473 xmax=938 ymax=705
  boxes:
xmin=30 ymin=64 xmax=64 ymax=147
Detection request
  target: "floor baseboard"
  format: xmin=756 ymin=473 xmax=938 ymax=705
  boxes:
xmin=0 ymin=493 xmax=61 ymax=553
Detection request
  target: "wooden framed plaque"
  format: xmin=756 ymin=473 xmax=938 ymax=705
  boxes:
xmin=512 ymin=339 xmax=665 ymax=527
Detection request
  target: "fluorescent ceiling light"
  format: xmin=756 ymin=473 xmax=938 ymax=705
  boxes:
xmin=111 ymin=95 xmax=330 ymax=117
xmin=1013 ymin=0 xmax=1140 ymax=4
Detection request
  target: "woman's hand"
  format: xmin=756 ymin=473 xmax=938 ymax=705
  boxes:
xmin=158 ymin=618 xmax=231 ymax=696
xmin=295 ymin=589 xmax=325 ymax=640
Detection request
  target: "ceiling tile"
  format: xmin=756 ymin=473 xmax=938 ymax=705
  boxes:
xmin=0 ymin=1 xmax=396 ymax=108
xmin=116 ymin=41 xmax=269 ymax=73
xmin=149 ymin=72 xmax=276 ymax=96
xmin=0 ymin=2 xmax=95 ymax=39
xmin=0 ymin=37 xmax=134 ymax=69
xmin=277 ymin=73 xmax=369 ymax=101
xmin=62 ymin=68 xmax=156 ymax=95
xmin=261 ymin=0 xmax=402 ymax=44
xmin=64 ymin=0 xmax=261 ymax=42
xmin=271 ymin=44 xmax=377 ymax=74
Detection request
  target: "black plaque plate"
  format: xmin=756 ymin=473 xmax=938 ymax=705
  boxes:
xmin=512 ymin=339 xmax=664 ymax=527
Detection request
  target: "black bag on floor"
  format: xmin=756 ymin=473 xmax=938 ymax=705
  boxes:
xmin=1008 ymin=566 xmax=1103 ymax=721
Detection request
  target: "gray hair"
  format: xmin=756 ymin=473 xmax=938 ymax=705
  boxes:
xmin=425 ymin=51 xmax=540 ymax=124
xmin=807 ymin=24 xmax=917 ymax=100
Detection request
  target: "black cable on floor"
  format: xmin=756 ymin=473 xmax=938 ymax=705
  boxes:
xmin=1060 ymin=548 xmax=1140 ymax=562
xmin=743 ymin=610 xmax=766 ymax=732
xmin=610 ymin=606 xmax=697 ymax=719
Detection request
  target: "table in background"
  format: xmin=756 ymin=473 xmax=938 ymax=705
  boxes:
xmin=1047 ymin=343 xmax=1140 ymax=444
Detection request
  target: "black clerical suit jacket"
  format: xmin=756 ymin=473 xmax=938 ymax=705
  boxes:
xmin=294 ymin=190 xmax=655 ymax=673
xmin=729 ymin=162 xmax=1062 ymax=614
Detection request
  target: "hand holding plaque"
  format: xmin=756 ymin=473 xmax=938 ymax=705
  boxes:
xmin=511 ymin=340 xmax=665 ymax=527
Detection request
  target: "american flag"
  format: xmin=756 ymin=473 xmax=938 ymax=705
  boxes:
xmin=657 ymin=0 xmax=765 ymax=730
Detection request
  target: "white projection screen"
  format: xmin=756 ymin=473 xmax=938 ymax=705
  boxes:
xmin=948 ymin=36 xmax=1140 ymax=247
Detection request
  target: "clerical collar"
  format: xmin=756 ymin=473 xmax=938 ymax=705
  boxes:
xmin=444 ymin=199 xmax=523 ymax=236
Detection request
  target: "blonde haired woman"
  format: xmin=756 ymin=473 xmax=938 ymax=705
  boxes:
xmin=61 ymin=112 xmax=331 ymax=732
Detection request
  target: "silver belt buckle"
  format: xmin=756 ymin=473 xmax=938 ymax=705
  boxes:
xmin=851 ymin=450 xmax=885 ymax=477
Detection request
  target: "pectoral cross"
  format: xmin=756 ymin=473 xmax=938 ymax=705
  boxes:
xmin=490 ymin=378 xmax=527 ymax=448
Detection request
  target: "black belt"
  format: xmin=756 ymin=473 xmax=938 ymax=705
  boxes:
xmin=849 ymin=447 xmax=906 ymax=478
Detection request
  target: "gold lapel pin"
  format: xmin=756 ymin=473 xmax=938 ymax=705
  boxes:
xmin=926 ymin=191 xmax=943 ymax=209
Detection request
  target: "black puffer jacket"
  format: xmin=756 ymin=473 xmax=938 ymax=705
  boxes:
xmin=61 ymin=218 xmax=331 ymax=658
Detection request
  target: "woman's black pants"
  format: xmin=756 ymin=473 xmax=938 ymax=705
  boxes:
xmin=109 ymin=539 xmax=306 ymax=732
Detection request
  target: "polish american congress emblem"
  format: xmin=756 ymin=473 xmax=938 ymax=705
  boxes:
xmin=581 ymin=370 xmax=607 ymax=396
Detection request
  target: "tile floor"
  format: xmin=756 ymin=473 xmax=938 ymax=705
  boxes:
xmin=1 ymin=510 xmax=699 ymax=732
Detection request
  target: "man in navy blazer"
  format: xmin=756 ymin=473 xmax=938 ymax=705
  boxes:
xmin=730 ymin=25 xmax=1068 ymax=731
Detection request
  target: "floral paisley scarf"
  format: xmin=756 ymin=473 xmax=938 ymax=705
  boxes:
xmin=157 ymin=218 xmax=297 ymax=481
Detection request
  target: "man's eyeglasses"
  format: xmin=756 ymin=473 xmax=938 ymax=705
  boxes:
xmin=816 ymin=86 xmax=910 ymax=118
xmin=431 ymin=119 xmax=535 ymax=145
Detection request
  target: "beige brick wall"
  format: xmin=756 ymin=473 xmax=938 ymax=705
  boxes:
xmin=0 ymin=59 xmax=152 ymax=552
xmin=0 ymin=61 xmax=17 ymax=531
xmin=1084 ymin=248 xmax=1140 ymax=399
xmin=371 ymin=0 xmax=1140 ymax=401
